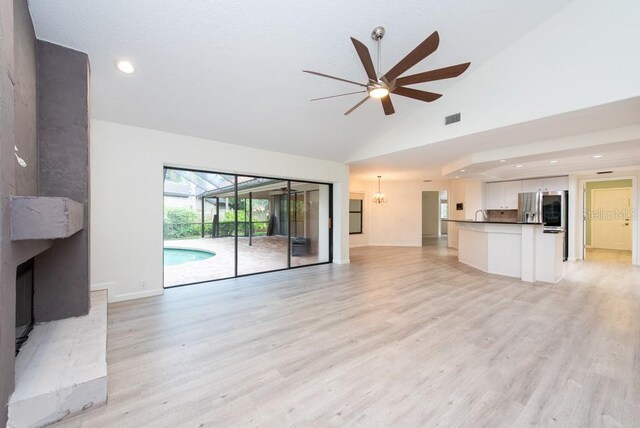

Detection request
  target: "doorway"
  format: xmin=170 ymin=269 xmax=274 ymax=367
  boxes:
xmin=422 ymin=190 xmax=447 ymax=247
xmin=584 ymin=179 xmax=633 ymax=264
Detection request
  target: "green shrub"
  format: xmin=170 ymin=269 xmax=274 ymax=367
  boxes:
xmin=164 ymin=206 xmax=271 ymax=239
xmin=164 ymin=207 xmax=201 ymax=239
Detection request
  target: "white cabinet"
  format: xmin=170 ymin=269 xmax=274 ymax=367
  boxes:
xmin=503 ymin=181 xmax=522 ymax=209
xmin=485 ymin=181 xmax=522 ymax=209
xmin=521 ymin=177 xmax=568 ymax=192
xmin=543 ymin=176 xmax=568 ymax=191
xmin=486 ymin=182 xmax=504 ymax=209
xmin=522 ymin=179 xmax=544 ymax=193
xmin=486 ymin=177 xmax=568 ymax=210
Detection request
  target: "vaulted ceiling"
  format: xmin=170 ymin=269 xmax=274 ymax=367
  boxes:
xmin=29 ymin=1 xmax=640 ymax=181
xmin=28 ymin=0 xmax=574 ymax=164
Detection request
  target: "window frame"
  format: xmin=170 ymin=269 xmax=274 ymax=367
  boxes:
xmin=349 ymin=198 xmax=363 ymax=235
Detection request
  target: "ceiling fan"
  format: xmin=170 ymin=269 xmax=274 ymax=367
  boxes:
xmin=303 ymin=26 xmax=470 ymax=116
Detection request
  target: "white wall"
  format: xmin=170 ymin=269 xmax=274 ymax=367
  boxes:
xmin=91 ymin=120 xmax=350 ymax=302
xmin=353 ymin=0 xmax=640 ymax=161
xmin=464 ymin=181 xmax=484 ymax=216
xmin=348 ymin=178 xmax=484 ymax=248
xmin=366 ymin=180 xmax=422 ymax=247
xmin=349 ymin=179 xmax=452 ymax=247
xmin=567 ymin=174 xmax=579 ymax=261
xmin=442 ymin=179 xmax=485 ymax=249
xmin=318 ymin=185 xmax=330 ymax=260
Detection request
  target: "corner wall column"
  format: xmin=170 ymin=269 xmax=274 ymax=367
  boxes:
xmin=34 ymin=41 xmax=90 ymax=321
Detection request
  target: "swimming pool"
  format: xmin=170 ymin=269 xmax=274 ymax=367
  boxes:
xmin=164 ymin=248 xmax=215 ymax=266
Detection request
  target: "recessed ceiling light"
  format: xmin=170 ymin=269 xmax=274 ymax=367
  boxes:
xmin=455 ymin=176 xmax=460 ymax=179
xmin=499 ymin=159 xmax=506 ymax=163
xmin=115 ymin=60 xmax=135 ymax=74
xmin=460 ymin=169 xmax=466 ymax=172
xmin=515 ymin=165 xmax=523 ymax=168
xmin=549 ymin=160 xmax=559 ymax=164
xmin=592 ymin=154 xmax=604 ymax=158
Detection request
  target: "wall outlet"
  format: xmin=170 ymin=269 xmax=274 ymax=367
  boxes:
xmin=139 ymin=280 xmax=147 ymax=290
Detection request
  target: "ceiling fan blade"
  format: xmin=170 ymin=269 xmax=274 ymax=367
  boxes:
xmin=302 ymin=70 xmax=367 ymax=87
xmin=392 ymin=87 xmax=442 ymax=102
xmin=350 ymin=37 xmax=377 ymax=81
xmin=380 ymin=96 xmax=395 ymax=115
xmin=310 ymin=90 xmax=367 ymax=101
xmin=395 ymin=63 xmax=471 ymax=87
xmin=344 ymin=96 xmax=370 ymax=115
xmin=383 ymin=31 xmax=440 ymax=82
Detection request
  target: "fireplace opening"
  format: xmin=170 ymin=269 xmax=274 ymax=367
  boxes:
xmin=15 ymin=258 xmax=34 ymax=355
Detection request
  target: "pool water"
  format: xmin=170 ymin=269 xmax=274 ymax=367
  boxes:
xmin=164 ymin=248 xmax=215 ymax=266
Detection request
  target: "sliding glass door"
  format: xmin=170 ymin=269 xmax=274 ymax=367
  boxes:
xmin=163 ymin=167 xmax=332 ymax=287
xmin=163 ymin=169 xmax=236 ymax=286
xmin=236 ymin=176 xmax=289 ymax=276
xmin=290 ymin=181 xmax=331 ymax=266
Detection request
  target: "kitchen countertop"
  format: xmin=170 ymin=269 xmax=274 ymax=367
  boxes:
xmin=445 ymin=219 xmax=544 ymax=225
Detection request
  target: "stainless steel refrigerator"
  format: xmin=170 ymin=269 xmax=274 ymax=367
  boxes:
xmin=517 ymin=192 xmax=542 ymax=224
xmin=518 ymin=191 xmax=569 ymax=261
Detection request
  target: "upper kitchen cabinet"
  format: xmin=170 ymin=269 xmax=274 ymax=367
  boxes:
xmin=522 ymin=179 xmax=544 ymax=193
xmin=485 ymin=181 xmax=522 ymax=209
xmin=485 ymin=176 xmax=569 ymax=209
xmin=521 ymin=176 xmax=568 ymax=192
xmin=486 ymin=182 xmax=504 ymax=209
xmin=503 ymin=181 xmax=522 ymax=208
xmin=542 ymin=176 xmax=568 ymax=191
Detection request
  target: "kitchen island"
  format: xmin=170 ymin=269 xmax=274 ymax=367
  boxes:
xmin=447 ymin=220 xmax=564 ymax=283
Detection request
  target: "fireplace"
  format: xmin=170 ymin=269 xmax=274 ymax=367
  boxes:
xmin=15 ymin=259 xmax=34 ymax=355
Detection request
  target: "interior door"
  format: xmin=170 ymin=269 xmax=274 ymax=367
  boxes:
xmin=591 ymin=187 xmax=632 ymax=251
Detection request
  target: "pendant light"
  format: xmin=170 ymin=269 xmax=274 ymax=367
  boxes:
xmin=372 ymin=175 xmax=387 ymax=204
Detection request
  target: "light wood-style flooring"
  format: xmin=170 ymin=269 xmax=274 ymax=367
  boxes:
xmin=586 ymin=247 xmax=633 ymax=264
xmin=54 ymin=242 xmax=640 ymax=427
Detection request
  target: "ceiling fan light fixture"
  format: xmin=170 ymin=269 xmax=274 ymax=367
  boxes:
xmin=369 ymin=86 xmax=389 ymax=99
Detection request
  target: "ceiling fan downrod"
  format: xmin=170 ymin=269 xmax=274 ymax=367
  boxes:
xmin=371 ymin=26 xmax=385 ymax=78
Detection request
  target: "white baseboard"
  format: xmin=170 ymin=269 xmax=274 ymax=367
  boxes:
xmin=567 ymin=257 xmax=577 ymax=262
xmin=90 ymin=281 xmax=114 ymax=291
xmin=108 ymin=288 xmax=163 ymax=303
xmin=332 ymin=258 xmax=350 ymax=265
xmin=368 ymin=242 xmax=422 ymax=247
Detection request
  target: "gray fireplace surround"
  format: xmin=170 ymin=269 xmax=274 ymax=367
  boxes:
xmin=0 ymin=1 xmax=92 ymax=425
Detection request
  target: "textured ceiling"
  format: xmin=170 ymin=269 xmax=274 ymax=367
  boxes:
xmin=28 ymin=0 xmax=572 ymax=162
